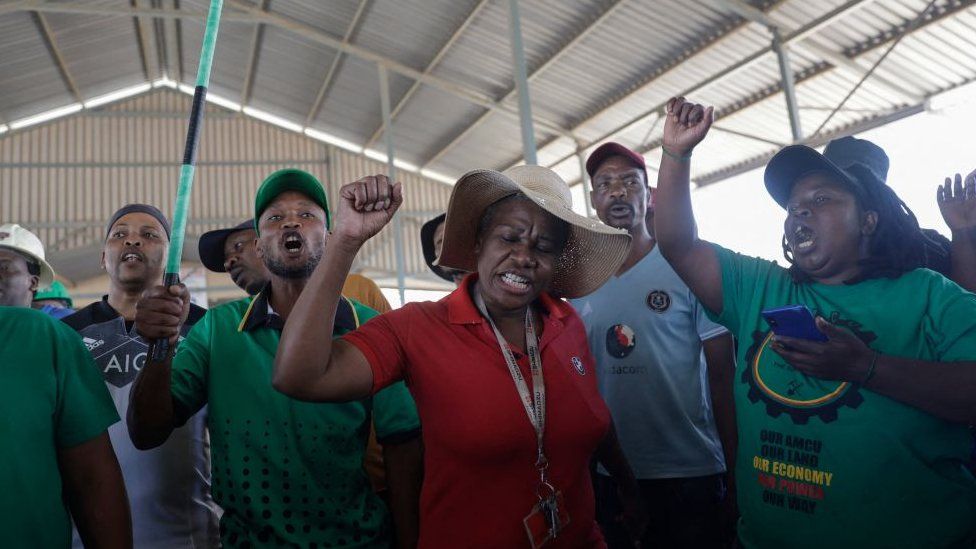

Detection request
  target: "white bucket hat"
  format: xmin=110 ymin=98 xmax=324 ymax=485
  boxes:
xmin=0 ymin=224 xmax=55 ymax=288
xmin=437 ymin=165 xmax=631 ymax=298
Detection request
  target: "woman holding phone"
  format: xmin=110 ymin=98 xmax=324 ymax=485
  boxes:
xmin=652 ymin=97 xmax=976 ymax=549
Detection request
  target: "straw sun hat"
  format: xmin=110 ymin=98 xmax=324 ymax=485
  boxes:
xmin=437 ymin=165 xmax=631 ymax=298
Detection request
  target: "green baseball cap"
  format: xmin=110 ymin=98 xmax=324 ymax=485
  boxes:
xmin=33 ymin=280 xmax=73 ymax=307
xmin=253 ymin=169 xmax=331 ymax=234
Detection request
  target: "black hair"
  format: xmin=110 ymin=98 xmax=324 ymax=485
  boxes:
xmin=477 ymin=193 xmax=570 ymax=252
xmin=25 ymin=258 xmax=40 ymax=277
xmin=782 ymin=166 xmax=948 ymax=284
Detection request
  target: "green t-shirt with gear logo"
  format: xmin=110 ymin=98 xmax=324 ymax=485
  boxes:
xmin=170 ymin=290 xmax=421 ymax=548
xmin=708 ymin=244 xmax=976 ymax=549
xmin=0 ymin=307 xmax=120 ymax=549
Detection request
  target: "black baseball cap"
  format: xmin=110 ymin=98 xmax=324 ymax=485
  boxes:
xmin=198 ymin=220 xmax=255 ymax=272
xmin=764 ymin=136 xmax=889 ymax=208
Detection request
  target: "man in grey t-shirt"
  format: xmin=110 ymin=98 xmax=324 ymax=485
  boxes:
xmin=572 ymin=143 xmax=736 ymax=548
xmin=63 ymin=204 xmax=219 ymax=548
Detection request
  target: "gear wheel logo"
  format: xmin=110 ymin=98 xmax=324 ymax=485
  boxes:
xmin=742 ymin=312 xmax=876 ymax=424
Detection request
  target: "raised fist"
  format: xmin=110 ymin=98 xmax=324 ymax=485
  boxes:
xmin=662 ymin=96 xmax=714 ymax=158
xmin=333 ymin=175 xmax=404 ymax=247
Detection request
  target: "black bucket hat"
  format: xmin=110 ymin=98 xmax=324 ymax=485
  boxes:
xmin=420 ymin=213 xmax=456 ymax=283
xmin=764 ymin=136 xmax=889 ymax=208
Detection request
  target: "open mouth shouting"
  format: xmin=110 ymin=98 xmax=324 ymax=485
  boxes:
xmin=120 ymin=250 xmax=145 ymax=264
xmin=282 ymin=231 xmax=305 ymax=256
xmin=607 ymin=202 xmax=634 ymax=220
xmin=790 ymin=224 xmax=816 ymax=253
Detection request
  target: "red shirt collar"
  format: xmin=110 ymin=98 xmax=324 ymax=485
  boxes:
xmin=446 ymin=273 xmax=569 ymax=325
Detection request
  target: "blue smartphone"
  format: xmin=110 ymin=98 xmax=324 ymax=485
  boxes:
xmin=761 ymin=305 xmax=828 ymax=342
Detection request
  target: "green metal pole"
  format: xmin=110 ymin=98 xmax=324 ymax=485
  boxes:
xmin=151 ymin=0 xmax=223 ymax=360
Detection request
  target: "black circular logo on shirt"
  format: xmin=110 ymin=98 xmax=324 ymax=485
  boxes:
xmin=606 ymin=324 xmax=637 ymax=358
xmin=646 ymin=290 xmax=671 ymax=313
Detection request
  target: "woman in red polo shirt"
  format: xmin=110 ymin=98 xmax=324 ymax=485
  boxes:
xmin=273 ymin=166 xmax=644 ymax=548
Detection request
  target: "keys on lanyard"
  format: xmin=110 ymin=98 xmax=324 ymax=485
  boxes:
xmin=538 ymin=478 xmax=561 ymax=538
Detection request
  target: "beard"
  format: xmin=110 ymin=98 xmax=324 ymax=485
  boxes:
xmin=262 ymin=246 xmax=323 ymax=279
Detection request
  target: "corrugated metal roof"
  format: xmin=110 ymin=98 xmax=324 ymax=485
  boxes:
xmin=0 ymin=11 xmax=75 ymax=121
xmin=0 ymin=88 xmax=455 ymax=289
xmin=248 ymin=25 xmax=340 ymax=120
xmin=2 ymin=0 xmax=975 ymax=198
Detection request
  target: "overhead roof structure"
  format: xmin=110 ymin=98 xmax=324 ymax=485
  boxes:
xmin=2 ymin=0 xmax=975 ymax=190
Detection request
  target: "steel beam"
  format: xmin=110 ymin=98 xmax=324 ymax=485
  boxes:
xmin=507 ymin=0 xmax=536 ymax=165
xmin=150 ymin=0 xmax=169 ymax=78
xmin=30 ymin=12 xmax=82 ymax=102
xmin=421 ymin=0 xmax=627 ymax=169
xmin=12 ymin=0 xmax=573 ymax=140
xmin=710 ymin=124 xmax=788 ymax=147
xmin=794 ymin=40 xmax=921 ymax=103
xmin=173 ymin=0 xmax=185 ymax=82
xmin=706 ymin=0 xmax=921 ymax=102
xmin=0 ymin=159 xmax=327 ymax=169
xmin=240 ymin=0 xmax=271 ymax=106
xmin=694 ymin=103 xmax=925 ymax=187
xmin=14 ymin=1 xmax=259 ymax=22
xmin=379 ymin=65 xmax=407 ymax=304
xmin=543 ymin=0 xmax=880 ymax=174
xmin=576 ymin=146 xmax=593 ymax=218
xmin=363 ymin=0 xmax=490 ymax=148
xmin=0 ymin=2 xmax=27 ymax=16
xmin=220 ymin=0 xmax=572 ymax=139
xmin=772 ymin=27 xmax=803 ymax=142
xmin=131 ymin=0 xmax=154 ymax=80
xmin=304 ymin=0 xmax=371 ymax=125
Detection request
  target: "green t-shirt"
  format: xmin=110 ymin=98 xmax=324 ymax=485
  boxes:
xmin=0 ymin=307 xmax=120 ymax=549
xmin=709 ymin=245 xmax=976 ymax=549
xmin=170 ymin=291 xmax=420 ymax=548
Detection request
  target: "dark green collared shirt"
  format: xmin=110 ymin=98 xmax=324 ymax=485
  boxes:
xmin=171 ymin=286 xmax=420 ymax=548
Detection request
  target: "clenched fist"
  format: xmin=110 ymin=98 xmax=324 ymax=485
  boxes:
xmin=332 ymin=175 xmax=404 ymax=249
xmin=135 ymin=284 xmax=190 ymax=344
xmin=662 ymin=96 xmax=714 ymax=158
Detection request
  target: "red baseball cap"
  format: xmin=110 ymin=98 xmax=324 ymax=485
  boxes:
xmin=585 ymin=142 xmax=647 ymax=178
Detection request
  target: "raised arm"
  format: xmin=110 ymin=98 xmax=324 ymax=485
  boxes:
xmin=938 ymin=170 xmax=976 ymax=292
xmin=272 ymin=175 xmax=403 ymax=402
xmin=654 ymin=97 xmax=724 ymax=314
xmin=128 ymin=285 xmax=190 ymax=450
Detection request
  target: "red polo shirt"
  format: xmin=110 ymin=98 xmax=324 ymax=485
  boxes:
xmin=343 ymin=276 xmax=610 ymax=548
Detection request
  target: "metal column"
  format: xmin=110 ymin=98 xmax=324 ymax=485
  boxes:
xmin=507 ymin=0 xmax=537 ymax=165
xmin=772 ymin=27 xmax=803 ymax=142
xmin=576 ymin=146 xmax=593 ymax=218
xmin=378 ymin=64 xmax=407 ymax=305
